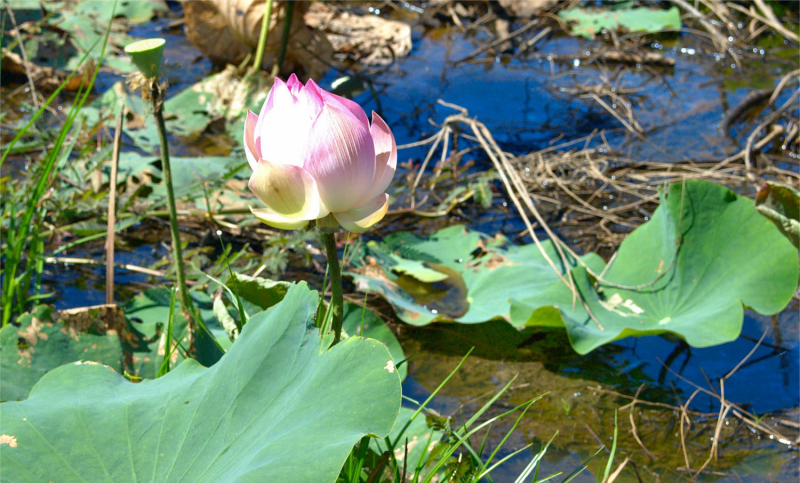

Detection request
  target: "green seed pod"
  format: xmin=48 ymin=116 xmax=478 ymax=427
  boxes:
xmin=124 ymin=38 xmax=166 ymax=78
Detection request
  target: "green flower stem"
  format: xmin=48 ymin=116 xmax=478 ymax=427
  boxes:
xmin=252 ymin=0 xmax=274 ymax=72
xmin=323 ymin=232 xmax=344 ymax=344
xmin=276 ymin=1 xmax=294 ymax=71
xmin=152 ymin=84 xmax=193 ymax=313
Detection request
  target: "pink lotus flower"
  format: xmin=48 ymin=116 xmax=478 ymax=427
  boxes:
xmin=244 ymin=74 xmax=396 ymax=233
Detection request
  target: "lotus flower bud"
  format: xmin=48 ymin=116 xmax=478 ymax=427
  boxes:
xmin=245 ymin=74 xmax=396 ymax=233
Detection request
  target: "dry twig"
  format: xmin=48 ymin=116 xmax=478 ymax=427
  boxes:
xmin=105 ymin=107 xmax=124 ymax=305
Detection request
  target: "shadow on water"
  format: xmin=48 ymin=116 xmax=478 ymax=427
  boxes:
xmin=395 ymin=264 xmax=471 ymax=318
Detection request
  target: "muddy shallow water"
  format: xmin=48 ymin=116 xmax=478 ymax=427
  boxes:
xmin=8 ymin=4 xmax=798 ymax=482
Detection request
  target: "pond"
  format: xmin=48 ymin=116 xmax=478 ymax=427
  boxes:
xmin=1 ymin=1 xmax=798 ymax=482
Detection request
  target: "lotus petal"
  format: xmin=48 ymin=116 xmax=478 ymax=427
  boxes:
xmin=304 ymin=104 xmax=376 ymax=212
xmin=285 ymin=72 xmax=302 ymax=95
xmin=367 ymin=111 xmax=397 ymax=200
xmin=297 ymin=79 xmax=324 ymax=120
xmin=334 ymin=193 xmax=389 ymax=233
xmin=249 ymin=207 xmax=313 ymax=230
xmin=248 ymin=160 xmax=327 ymax=229
xmin=316 ymin=80 xmax=370 ymax=127
xmin=244 ymin=110 xmax=260 ymax=171
xmin=258 ymin=93 xmax=313 ymax=168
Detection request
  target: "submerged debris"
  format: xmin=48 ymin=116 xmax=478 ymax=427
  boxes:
xmin=304 ymin=2 xmax=412 ymax=66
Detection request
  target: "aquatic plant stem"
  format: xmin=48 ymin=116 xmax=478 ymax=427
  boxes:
xmin=105 ymin=107 xmax=123 ymax=305
xmin=252 ymin=0 xmax=274 ymax=72
xmin=323 ymin=232 xmax=344 ymax=344
xmin=276 ymin=0 xmax=294 ymax=72
xmin=152 ymin=84 xmax=193 ymax=313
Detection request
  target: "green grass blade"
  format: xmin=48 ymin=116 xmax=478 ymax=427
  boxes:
xmin=421 ymin=398 xmax=545 ymax=483
xmin=481 ymin=442 xmax=535 ymax=480
xmin=205 ymin=272 xmax=248 ymax=320
xmin=600 ymin=411 xmax=618 ymax=483
xmin=514 ymin=432 xmax=557 ymax=483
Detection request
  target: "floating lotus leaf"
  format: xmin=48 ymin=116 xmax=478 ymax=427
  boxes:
xmin=70 ymin=0 xmax=166 ymax=25
xmin=348 ymin=227 xmax=603 ymax=327
xmin=511 ymin=180 xmax=798 ymax=353
xmin=51 ymin=0 xmax=167 ymax=72
xmin=558 ymin=5 xmax=681 ymax=39
xmin=87 ymin=67 xmax=270 ymax=152
xmin=0 ymin=283 xmax=402 ymax=482
xmin=351 ymin=181 xmax=797 ymax=354
xmin=105 ymin=152 xmax=247 ymax=205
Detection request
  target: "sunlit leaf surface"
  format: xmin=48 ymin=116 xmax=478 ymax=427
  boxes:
xmin=0 ymin=283 xmax=401 ymax=482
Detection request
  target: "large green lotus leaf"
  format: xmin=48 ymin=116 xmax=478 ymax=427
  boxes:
xmin=558 ymin=6 xmax=681 ymax=39
xmin=0 ymin=305 xmax=125 ymax=402
xmin=0 ymin=283 xmax=402 ymax=482
xmin=348 ymin=226 xmax=604 ymax=327
xmin=512 ymin=180 xmax=799 ymax=354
